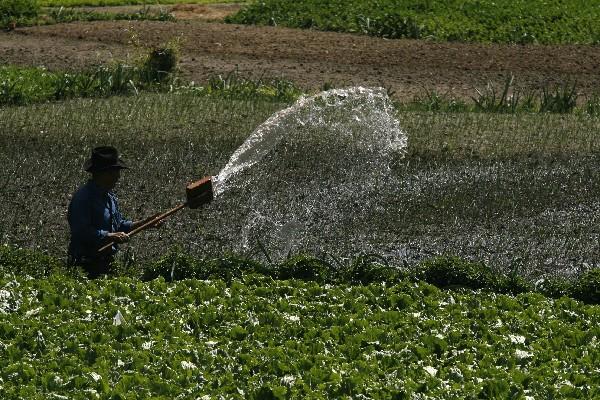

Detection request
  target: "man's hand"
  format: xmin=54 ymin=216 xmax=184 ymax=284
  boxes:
xmin=107 ymin=231 xmax=130 ymax=243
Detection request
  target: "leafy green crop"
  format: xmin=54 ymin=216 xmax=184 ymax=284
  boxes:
xmin=2 ymin=245 xmax=599 ymax=305
xmin=227 ymin=0 xmax=600 ymax=45
xmin=0 ymin=272 xmax=599 ymax=398
xmin=0 ymin=0 xmax=39 ymax=23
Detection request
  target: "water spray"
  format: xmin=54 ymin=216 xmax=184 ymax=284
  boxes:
xmin=213 ymin=86 xmax=406 ymax=196
xmin=100 ymin=86 xmax=406 ymax=258
xmin=211 ymin=86 xmax=408 ymax=259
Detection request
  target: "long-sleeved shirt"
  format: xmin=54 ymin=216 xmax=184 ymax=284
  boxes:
xmin=67 ymin=180 xmax=132 ymax=262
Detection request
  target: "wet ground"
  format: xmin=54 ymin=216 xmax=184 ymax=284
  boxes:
xmin=1 ymin=94 xmax=598 ymax=279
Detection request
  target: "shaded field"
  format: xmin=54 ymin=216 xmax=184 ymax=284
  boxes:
xmin=1 ymin=93 xmax=598 ymax=279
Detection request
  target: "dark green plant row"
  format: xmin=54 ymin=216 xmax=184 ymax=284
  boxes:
xmin=0 ymin=66 xmax=302 ymax=106
xmin=0 ymin=0 xmax=38 ymax=24
xmin=3 ymin=64 xmax=599 ymax=115
xmin=2 ymin=244 xmax=598 ymax=304
xmin=0 ymin=0 xmax=174 ymax=29
xmin=226 ymin=0 xmax=600 ymax=45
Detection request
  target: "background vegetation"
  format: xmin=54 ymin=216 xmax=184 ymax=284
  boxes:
xmin=0 ymin=66 xmax=300 ymax=106
xmin=0 ymin=0 xmax=175 ymax=29
xmin=227 ymin=0 xmax=600 ymax=44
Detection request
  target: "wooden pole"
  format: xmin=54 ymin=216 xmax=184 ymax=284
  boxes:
xmin=97 ymin=203 xmax=187 ymax=254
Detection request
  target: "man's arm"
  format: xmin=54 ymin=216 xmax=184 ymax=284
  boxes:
xmin=111 ymin=195 xmax=133 ymax=234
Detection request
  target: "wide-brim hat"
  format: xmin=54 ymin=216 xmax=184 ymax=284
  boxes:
xmin=84 ymin=146 xmax=128 ymax=172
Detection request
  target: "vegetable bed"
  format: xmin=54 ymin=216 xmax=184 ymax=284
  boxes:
xmin=1 ymin=273 xmax=598 ymax=398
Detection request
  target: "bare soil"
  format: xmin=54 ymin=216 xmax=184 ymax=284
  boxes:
xmin=1 ymin=5 xmax=600 ymax=100
xmin=66 ymin=3 xmax=242 ymax=21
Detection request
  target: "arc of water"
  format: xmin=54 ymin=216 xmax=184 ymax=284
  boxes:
xmin=212 ymin=87 xmax=406 ymax=197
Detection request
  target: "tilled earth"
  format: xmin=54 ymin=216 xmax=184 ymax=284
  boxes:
xmin=2 ymin=12 xmax=600 ymax=100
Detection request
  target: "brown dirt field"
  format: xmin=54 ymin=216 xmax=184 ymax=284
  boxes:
xmin=1 ymin=13 xmax=600 ymax=101
xmin=66 ymin=3 xmax=242 ymax=21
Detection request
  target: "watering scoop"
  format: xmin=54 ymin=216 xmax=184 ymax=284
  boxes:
xmin=98 ymin=176 xmax=214 ymax=254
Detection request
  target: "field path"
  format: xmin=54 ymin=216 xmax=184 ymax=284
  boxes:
xmin=2 ymin=19 xmax=600 ymax=99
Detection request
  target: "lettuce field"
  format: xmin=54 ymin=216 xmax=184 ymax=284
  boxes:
xmin=2 ymin=272 xmax=599 ymax=399
xmin=227 ymin=0 xmax=600 ymax=44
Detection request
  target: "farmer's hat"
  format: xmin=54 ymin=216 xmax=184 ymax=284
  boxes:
xmin=84 ymin=146 xmax=128 ymax=173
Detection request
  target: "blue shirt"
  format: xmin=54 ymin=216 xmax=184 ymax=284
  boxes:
xmin=67 ymin=180 xmax=132 ymax=261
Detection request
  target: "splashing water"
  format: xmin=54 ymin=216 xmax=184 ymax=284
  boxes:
xmin=211 ymin=87 xmax=407 ymax=258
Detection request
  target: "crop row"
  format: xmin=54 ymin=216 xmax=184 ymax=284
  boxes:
xmin=39 ymin=0 xmax=245 ymax=7
xmin=2 ymin=0 xmax=241 ymax=26
xmin=0 ymin=66 xmax=301 ymax=106
xmin=227 ymin=0 xmax=600 ymax=45
xmin=0 ymin=0 xmax=175 ymax=29
xmin=1 ymin=271 xmax=599 ymax=398
xmin=5 ymin=65 xmax=600 ymax=116
xmin=2 ymin=245 xmax=599 ymax=305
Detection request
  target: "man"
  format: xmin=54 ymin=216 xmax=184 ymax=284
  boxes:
xmin=68 ymin=146 xmax=155 ymax=278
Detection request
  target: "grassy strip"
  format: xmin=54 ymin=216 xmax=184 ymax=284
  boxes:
xmin=0 ymin=64 xmax=173 ymax=105
xmin=397 ymin=87 xmax=600 ymax=116
xmin=40 ymin=0 xmax=245 ymax=6
xmin=2 ymin=271 xmax=599 ymax=398
xmin=395 ymin=74 xmax=600 ymax=115
xmin=0 ymin=66 xmax=301 ymax=105
xmin=42 ymin=6 xmax=175 ymax=23
xmin=3 ymin=65 xmax=600 ymax=115
xmin=2 ymin=244 xmax=599 ymax=304
xmin=1 ymin=11 xmax=174 ymax=30
xmin=226 ymin=0 xmax=600 ymax=45
xmin=0 ymin=0 xmax=39 ymax=27
xmin=0 ymin=2 xmax=175 ymax=29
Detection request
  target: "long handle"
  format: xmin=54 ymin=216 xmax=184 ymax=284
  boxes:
xmin=98 ymin=202 xmax=187 ymax=254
